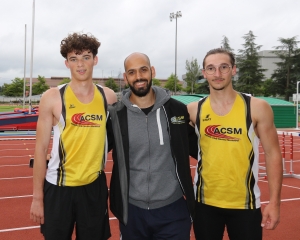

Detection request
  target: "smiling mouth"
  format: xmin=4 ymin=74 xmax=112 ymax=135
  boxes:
xmin=134 ymin=80 xmax=147 ymax=86
xmin=77 ymin=70 xmax=86 ymax=74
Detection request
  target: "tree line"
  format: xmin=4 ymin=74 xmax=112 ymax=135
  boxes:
xmin=1 ymin=31 xmax=299 ymax=101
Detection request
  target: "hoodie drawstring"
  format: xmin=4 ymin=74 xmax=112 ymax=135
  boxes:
xmin=156 ymin=108 xmax=164 ymax=145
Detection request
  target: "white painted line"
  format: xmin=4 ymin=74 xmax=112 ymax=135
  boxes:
xmin=0 ymin=176 xmax=32 ymax=180
xmin=261 ymin=198 xmax=300 ymax=204
xmin=0 ymin=226 xmax=39 ymax=233
xmin=0 ymin=164 xmax=29 ymax=167
xmin=0 ymin=218 xmax=118 ymax=233
xmin=259 ymin=180 xmax=300 ymax=190
xmin=0 ymin=195 xmax=32 ymax=200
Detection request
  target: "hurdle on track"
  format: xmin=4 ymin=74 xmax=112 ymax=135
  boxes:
xmin=259 ymin=131 xmax=300 ymax=179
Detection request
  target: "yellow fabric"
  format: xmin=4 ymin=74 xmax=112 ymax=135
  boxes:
xmin=196 ymin=93 xmax=259 ymax=209
xmin=57 ymin=85 xmax=106 ymax=186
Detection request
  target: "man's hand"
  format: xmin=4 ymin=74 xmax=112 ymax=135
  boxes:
xmin=261 ymin=203 xmax=280 ymax=230
xmin=30 ymin=198 xmax=44 ymax=224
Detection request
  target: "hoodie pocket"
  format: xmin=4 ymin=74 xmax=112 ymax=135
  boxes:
xmin=149 ymin=170 xmax=179 ymax=202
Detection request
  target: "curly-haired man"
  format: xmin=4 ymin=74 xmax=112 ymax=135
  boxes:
xmin=30 ymin=32 xmax=117 ymax=240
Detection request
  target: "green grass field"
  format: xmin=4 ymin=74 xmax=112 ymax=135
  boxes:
xmin=0 ymin=105 xmax=23 ymax=112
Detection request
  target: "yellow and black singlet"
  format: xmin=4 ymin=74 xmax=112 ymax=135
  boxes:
xmin=46 ymin=84 xmax=107 ymax=187
xmin=193 ymin=93 xmax=261 ymax=209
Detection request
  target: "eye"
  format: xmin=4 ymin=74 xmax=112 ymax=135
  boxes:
xmin=220 ymin=64 xmax=229 ymax=70
xmin=207 ymin=66 xmax=214 ymax=71
xmin=84 ymin=56 xmax=90 ymax=60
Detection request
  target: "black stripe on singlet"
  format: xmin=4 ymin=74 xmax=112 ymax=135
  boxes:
xmin=240 ymin=93 xmax=257 ymax=209
xmin=195 ymin=97 xmax=207 ymax=202
xmin=57 ymin=84 xmax=68 ymax=186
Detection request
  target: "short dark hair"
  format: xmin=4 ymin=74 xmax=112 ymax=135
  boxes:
xmin=202 ymin=48 xmax=235 ymax=68
xmin=60 ymin=33 xmax=100 ymax=59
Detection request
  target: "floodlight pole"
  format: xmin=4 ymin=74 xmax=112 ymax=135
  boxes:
xmin=297 ymin=81 xmax=300 ymax=129
xmin=29 ymin=0 xmax=35 ymax=114
xmin=23 ymin=24 xmax=27 ymax=109
xmin=170 ymin=11 xmax=182 ymax=95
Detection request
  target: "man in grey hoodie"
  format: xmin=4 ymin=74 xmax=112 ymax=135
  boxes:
xmin=108 ymin=52 xmax=195 ymax=240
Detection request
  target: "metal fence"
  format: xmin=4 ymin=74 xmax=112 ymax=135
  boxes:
xmin=0 ymin=95 xmax=41 ymax=103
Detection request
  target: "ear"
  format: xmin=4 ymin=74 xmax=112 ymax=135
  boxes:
xmin=123 ymin=73 xmax=128 ymax=84
xmin=202 ymin=69 xmax=206 ymax=79
xmin=93 ymin=56 xmax=98 ymax=66
xmin=65 ymin=60 xmax=70 ymax=69
xmin=232 ymin=65 xmax=237 ymax=75
xmin=151 ymin=66 xmax=156 ymax=78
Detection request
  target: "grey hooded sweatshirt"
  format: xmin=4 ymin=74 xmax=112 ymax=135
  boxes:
xmin=122 ymin=86 xmax=183 ymax=209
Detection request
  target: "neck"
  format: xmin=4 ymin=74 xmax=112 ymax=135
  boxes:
xmin=129 ymin=89 xmax=155 ymax=108
xmin=69 ymin=81 xmax=94 ymax=94
xmin=209 ymin=86 xmax=236 ymax=104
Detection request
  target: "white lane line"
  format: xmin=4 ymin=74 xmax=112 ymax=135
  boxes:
xmin=0 ymin=217 xmax=118 ymax=232
xmin=261 ymin=198 xmax=300 ymax=204
xmin=0 ymin=176 xmax=32 ymax=180
xmin=259 ymin=180 xmax=300 ymax=190
xmin=0 ymin=164 xmax=29 ymax=167
xmin=0 ymin=195 xmax=32 ymax=200
xmin=0 ymin=226 xmax=39 ymax=232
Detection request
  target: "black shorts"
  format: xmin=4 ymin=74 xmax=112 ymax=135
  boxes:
xmin=41 ymin=173 xmax=110 ymax=240
xmin=193 ymin=202 xmax=262 ymax=240
xmin=120 ymin=197 xmax=191 ymax=240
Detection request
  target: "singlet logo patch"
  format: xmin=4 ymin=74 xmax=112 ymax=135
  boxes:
xmin=205 ymin=125 xmax=241 ymax=141
xmin=202 ymin=114 xmax=211 ymax=122
xmin=69 ymin=104 xmax=76 ymax=109
xmin=71 ymin=113 xmax=102 ymax=127
xmin=171 ymin=115 xmax=185 ymax=124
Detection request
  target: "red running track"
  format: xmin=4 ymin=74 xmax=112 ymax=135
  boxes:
xmin=0 ymin=134 xmax=300 ymax=240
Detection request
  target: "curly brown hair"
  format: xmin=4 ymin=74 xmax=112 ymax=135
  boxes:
xmin=60 ymin=33 xmax=101 ymax=59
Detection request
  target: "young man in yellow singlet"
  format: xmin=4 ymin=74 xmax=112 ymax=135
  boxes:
xmin=30 ymin=32 xmax=117 ymax=240
xmin=188 ymin=48 xmax=283 ymax=240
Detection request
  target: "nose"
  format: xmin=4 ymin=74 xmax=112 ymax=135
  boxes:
xmin=213 ymin=66 xmax=221 ymax=77
xmin=136 ymin=70 xmax=142 ymax=79
xmin=77 ymin=59 xmax=84 ymax=67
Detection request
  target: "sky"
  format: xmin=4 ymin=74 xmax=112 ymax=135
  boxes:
xmin=0 ymin=0 xmax=299 ymax=86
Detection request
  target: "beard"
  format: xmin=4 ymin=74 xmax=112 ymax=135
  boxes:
xmin=128 ymin=77 xmax=152 ymax=97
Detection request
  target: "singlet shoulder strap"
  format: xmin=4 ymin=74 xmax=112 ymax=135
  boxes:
xmin=95 ymin=84 xmax=108 ymax=114
xmin=58 ymin=84 xmax=68 ymax=121
xmin=238 ymin=92 xmax=252 ymax=129
xmin=195 ymin=96 xmax=208 ymax=130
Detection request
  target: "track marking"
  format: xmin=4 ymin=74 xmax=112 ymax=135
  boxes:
xmin=0 ymin=164 xmax=29 ymax=167
xmin=259 ymin=180 xmax=300 ymax=190
xmin=0 ymin=195 xmax=32 ymax=200
xmin=0 ymin=176 xmax=32 ymax=180
xmin=261 ymin=197 xmax=300 ymax=204
xmin=0 ymin=226 xmax=39 ymax=233
xmin=0 ymin=217 xmax=118 ymax=233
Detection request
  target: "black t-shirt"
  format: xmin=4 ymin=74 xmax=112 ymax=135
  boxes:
xmin=141 ymin=105 xmax=154 ymax=115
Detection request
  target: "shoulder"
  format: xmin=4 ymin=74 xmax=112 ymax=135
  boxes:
xmin=187 ymin=101 xmax=199 ymax=112
xmin=102 ymin=87 xmax=117 ymax=105
xmin=250 ymin=96 xmax=274 ymax=125
xmin=38 ymin=87 xmax=61 ymax=119
xmin=40 ymin=87 xmax=61 ymax=102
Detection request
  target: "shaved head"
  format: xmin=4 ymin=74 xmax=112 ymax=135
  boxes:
xmin=124 ymin=52 xmax=151 ymax=70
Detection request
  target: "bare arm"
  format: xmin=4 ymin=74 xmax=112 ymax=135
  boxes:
xmin=252 ymin=98 xmax=283 ymax=230
xmin=187 ymin=101 xmax=198 ymax=126
xmin=30 ymin=89 xmax=59 ymax=224
xmin=103 ymin=87 xmax=117 ymax=105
